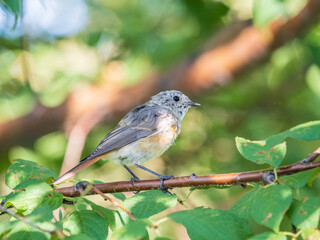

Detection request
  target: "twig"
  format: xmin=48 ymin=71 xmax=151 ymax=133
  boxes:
xmin=92 ymin=186 xmax=136 ymax=221
xmin=300 ymin=147 xmax=320 ymax=163
xmin=0 ymin=200 xmax=53 ymax=234
xmin=56 ymin=149 xmax=320 ymax=197
xmin=73 ymin=181 xmax=136 ymax=220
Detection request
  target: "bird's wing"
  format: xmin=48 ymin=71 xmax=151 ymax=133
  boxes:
xmin=53 ymin=105 xmax=169 ymax=184
xmin=82 ymin=105 xmax=167 ymax=161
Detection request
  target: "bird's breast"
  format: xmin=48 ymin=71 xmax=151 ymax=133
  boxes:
xmin=109 ymin=113 xmax=180 ymax=165
xmin=145 ymin=124 xmax=178 ymax=147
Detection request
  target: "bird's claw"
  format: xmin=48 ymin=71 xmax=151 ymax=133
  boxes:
xmin=130 ymin=177 xmax=141 ymax=194
xmin=159 ymin=175 xmax=174 ymax=194
xmin=130 ymin=177 xmax=140 ymax=185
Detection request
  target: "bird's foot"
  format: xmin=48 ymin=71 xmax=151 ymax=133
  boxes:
xmin=159 ymin=175 xmax=174 ymax=194
xmin=74 ymin=181 xmax=89 ymax=193
xmin=130 ymin=177 xmax=140 ymax=185
xmin=130 ymin=177 xmax=141 ymax=194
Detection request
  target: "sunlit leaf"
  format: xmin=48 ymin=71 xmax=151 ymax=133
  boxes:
xmin=301 ymin=228 xmax=320 ymax=240
xmin=253 ymin=0 xmax=287 ymax=27
xmin=5 ymin=159 xmax=56 ymax=189
xmin=285 ymin=121 xmax=320 ymax=141
xmin=235 ymin=137 xmax=286 ymax=167
xmin=6 ymin=180 xmax=63 ymax=214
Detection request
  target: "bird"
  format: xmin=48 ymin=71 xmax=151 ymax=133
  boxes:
xmin=53 ymin=90 xmax=200 ymax=190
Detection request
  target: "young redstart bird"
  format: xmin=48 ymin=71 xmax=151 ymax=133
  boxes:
xmin=53 ymin=90 xmax=200 ymax=189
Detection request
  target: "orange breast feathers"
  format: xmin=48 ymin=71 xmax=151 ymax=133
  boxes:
xmin=155 ymin=125 xmax=179 ymax=147
xmin=137 ymin=124 xmax=178 ymax=151
xmin=163 ymin=125 xmax=178 ymax=144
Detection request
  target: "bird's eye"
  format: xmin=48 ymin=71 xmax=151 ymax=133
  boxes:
xmin=173 ymin=96 xmax=180 ymax=102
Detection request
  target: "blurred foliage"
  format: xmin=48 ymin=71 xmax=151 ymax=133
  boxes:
xmin=253 ymin=0 xmax=306 ymax=27
xmin=0 ymin=0 xmax=320 ymax=239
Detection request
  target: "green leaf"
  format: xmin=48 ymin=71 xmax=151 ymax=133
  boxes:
xmin=24 ymin=205 xmax=56 ymax=225
xmin=4 ymin=206 xmax=57 ymax=240
xmin=301 ymin=228 xmax=320 ymax=240
xmin=65 ymin=234 xmax=94 ymax=240
xmin=306 ymin=64 xmax=320 ymax=97
xmin=2 ymin=0 xmax=22 ymax=29
xmin=253 ymin=0 xmax=305 ymax=28
xmin=2 ymin=0 xmax=22 ymax=16
xmin=230 ymin=187 xmax=259 ymax=221
xmin=246 ymin=232 xmax=287 ymax=240
xmin=83 ymin=198 xmax=128 ymax=231
xmin=6 ymin=179 xmax=63 ymax=214
xmin=111 ymin=192 xmax=126 ymax=201
xmin=285 ymin=121 xmax=320 ymax=141
xmin=0 ymin=219 xmax=18 ymax=235
xmin=307 ymin=168 xmax=320 ymax=186
xmin=265 ymin=121 xmax=320 ymax=145
xmin=90 ymin=203 xmax=117 ymax=231
xmin=251 ymin=184 xmax=292 ymax=232
xmin=7 ymin=230 xmax=49 ymax=240
xmin=235 ymin=137 xmax=286 ymax=167
xmin=5 ymin=159 xmax=56 ymax=189
xmin=290 ymin=197 xmax=320 ymax=229
xmin=169 ymin=208 xmax=252 ymax=240
xmin=236 ymin=121 xmax=320 ymax=167
xmin=112 ymin=219 xmax=150 ymax=240
xmin=63 ymin=210 xmax=108 ymax=240
xmin=34 ymin=132 xmax=67 ymax=159
xmin=117 ymin=190 xmax=177 ymax=224
xmin=281 ymin=169 xmax=316 ymax=189
xmin=72 ymin=197 xmax=90 ymax=211
xmin=253 ymin=0 xmax=287 ymax=27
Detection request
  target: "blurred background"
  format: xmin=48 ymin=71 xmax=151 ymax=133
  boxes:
xmin=0 ymin=0 xmax=320 ymax=238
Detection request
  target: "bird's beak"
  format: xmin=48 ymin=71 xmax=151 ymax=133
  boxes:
xmin=188 ymin=101 xmax=201 ymax=107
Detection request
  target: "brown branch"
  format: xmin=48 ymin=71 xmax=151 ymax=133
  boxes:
xmin=56 ymin=159 xmax=320 ymax=197
xmin=301 ymin=147 xmax=320 ymax=163
xmin=182 ymin=0 xmax=320 ymax=92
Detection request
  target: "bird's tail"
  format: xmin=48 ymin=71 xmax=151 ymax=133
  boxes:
xmin=52 ymin=156 xmax=102 ymax=185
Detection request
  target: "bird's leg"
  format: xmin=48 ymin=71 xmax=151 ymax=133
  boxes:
xmin=123 ymin=164 xmax=140 ymax=185
xmin=135 ymin=164 xmax=174 ymax=193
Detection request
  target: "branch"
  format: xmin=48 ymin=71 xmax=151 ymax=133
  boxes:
xmin=55 ymin=147 xmax=320 ymax=197
xmin=165 ymin=0 xmax=320 ymax=92
xmin=92 ymin=185 xmax=136 ymax=221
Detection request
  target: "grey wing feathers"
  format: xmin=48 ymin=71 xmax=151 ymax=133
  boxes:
xmin=81 ymin=105 xmax=167 ymax=162
xmin=52 ymin=105 xmax=170 ymax=185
